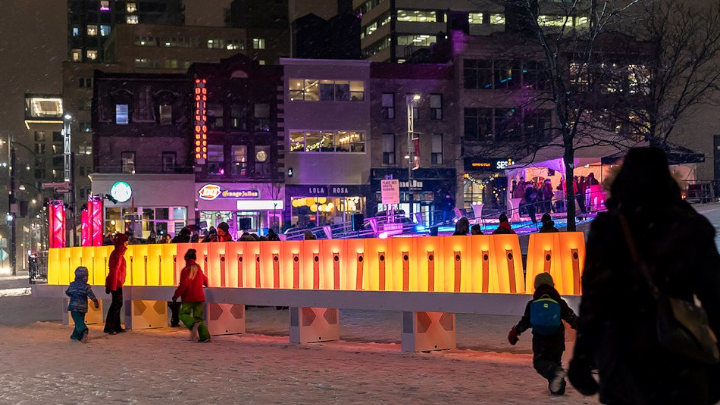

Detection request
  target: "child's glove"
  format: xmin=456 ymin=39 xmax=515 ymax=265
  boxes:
xmin=94 ymin=300 xmax=100 ymax=309
xmin=507 ymin=326 xmax=519 ymax=345
xmin=171 ymin=296 xmax=177 ymax=303
xmin=105 ymin=287 xmax=111 ymax=294
xmin=568 ymin=357 xmax=599 ymax=396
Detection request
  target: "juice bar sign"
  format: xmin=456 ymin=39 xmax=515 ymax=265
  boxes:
xmin=198 ymin=184 xmax=260 ymax=201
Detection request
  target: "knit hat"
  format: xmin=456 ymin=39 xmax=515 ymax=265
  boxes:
xmin=74 ymin=266 xmax=89 ymax=282
xmin=541 ymin=213 xmax=552 ymax=224
xmin=217 ymin=222 xmax=229 ymax=233
xmin=499 ymin=213 xmax=509 ymax=223
xmin=534 ymin=272 xmax=554 ymax=289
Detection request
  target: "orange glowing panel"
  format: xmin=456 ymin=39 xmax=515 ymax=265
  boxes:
xmin=320 ymin=239 xmax=346 ymax=290
xmin=279 ymin=240 xmax=303 ymax=289
xmin=559 ymin=232 xmax=586 ymax=295
xmin=469 ymin=235 xmax=499 ymax=293
xmin=526 ymin=233 xmax=561 ymax=293
xmin=416 ymin=236 xmax=444 ymax=292
xmin=205 ymin=242 xmax=227 ymax=287
xmin=259 ymin=241 xmax=282 ymax=288
xmin=491 ymin=234 xmax=525 ymax=294
xmin=363 ymin=238 xmax=390 ymax=291
xmin=301 ymin=240 xmax=321 ymax=289
xmin=389 ymin=238 xmax=416 ymax=291
xmin=443 ymin=236 xmax=471 ymax=293
xmin=344 ymin=239 xmax=365 ymax=290
xmin=224 ymin=242 xmax=246 ymax=288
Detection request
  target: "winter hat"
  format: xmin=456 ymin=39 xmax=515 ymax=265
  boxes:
xmin=217 ymin=222 xmax=229 ymax=233
xmin=534 ymin=272 xmax=554 ymax=289
xmin=541 ymin=213 xmax=552 ymax=224
xmin=74 ymin=266 xmax=89 ymax=282
xmin=499 ymin=213 xmax=509 ymax=223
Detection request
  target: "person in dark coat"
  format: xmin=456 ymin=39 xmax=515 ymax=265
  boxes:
xmin=204 ymin=222 xmax=233 ymax=242
xmin=539 ymin=213 xmax=559 ymax=233
xmin=524 ymin=184 xmax=538 ymax=224
xmin=470 ymin=224 xmax=483 ymax=235
xmin=453 ymin=217 xmax=470 ymax=235
xmin=266 ymin=228 xmax=281 ymax=241
xmin=104 ymin=233 xmax=128 ymax=334
xmin=171 ymin=227 xmax=191 ymax=243
xmin=568 ymin=147 xmax=720 ymax=405
xmin=492 ymin=214 xmax=516 ymax=235
xmin=66 ymin=266 xmax=99 ymax=343
xmin=541 ymin=179 xmax=555 ymax=213
xmin=508 ymin=273 xmax=578 ymax=395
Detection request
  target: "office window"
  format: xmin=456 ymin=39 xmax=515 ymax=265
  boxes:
xmin=252 ymin=38 xmax=265 ymax=49
xmin=464 ymin=59 xmax=492 ymax=89
xmin=162 ymin=152 xmax=176 ymax=172
xmin=289 ymin=131 xmax=306 ymax=152
xmin=226 ymin=40 xmax=243 ymax=50
xmin=319 ymin=80 xmax=335 ymax=101
xmin=127 ymin=2 xmax=136 ymax=12
xmin=382 ymin=133 xmax=395 ymax=165
xmin=207 ymin=103 xmax=224 ymax=129
xmin=87 ymin=25 xmax=98 ymax=36
xmin=254 ymin=103 xmax=270 ymax=131
xmin=207 ymin=145 xmax=224 ymax=175
xmin=35 ymin=143 xmax=46 ymax=154
xmin=464 ymin=108 xmax=493 ymax=141
xmin=397 ymin=10 xmax=437 ymax=22
xmin=116 ymin=104 xmax=129 ymax=125
xmin=230 ymin=104 xmax=247 ymax=130
xmin=469 ymin=13 xmax=484 ymax=24
xmin=100 ymin=0 xmax=110 ymax=11
xmin=523 ymin=109 xmax=552 ymax=141
xmin=490 ymin=14 xmax=505 ymax=24
xmin=350 ymin=81 xmax=364 ymax=101
xmin=86 ymin=49 xmax=98 ymax=60
xmin=258 ymin=60 xmax=266 ymax=65
xmin=72 ymin=26 xmax=80 ymax=37
xmin=495 ymin=108 xmax=521 ymax=141
xmin=381 ymin=93 xmax=395 ymax=119
xmin=121 ymin=152 xmax=135 ymax=173
xmin=494 ymin=60 xmax=522 ymax=89
xmin=397 ymin=34 xmax=436 ymax=47
xmin=79 ymin=144 xmax=92 ymax=155
xmin=207 ymin=39 xmax=225 ymax=49
xmin=159 ymin=104 xmax=172 ymax=125
xmin=71 ymin=49 xmax=82 ymax=62
xmin=430 ymin=94 xmax=443 ymax=120
xmin=569 ymin=62 xmax=589 ymax=92
xmin=628 ymin=64 xmax=650 ymax=95
xmin=290 ymin=79 xmax=363 ymax=102
xmin=575 ymin=16 xmax=589 ymax=28
xmin=524 ymin=61 xmax=550 ymax=90
xmin=231 ymin=145 xmax=247 ymax=176
xmin=127 ymin=15 xmax=138 ymax=24
xmin=289 ymin=79 xmax=319 ymax=101
xmin=431 ymin=134 xmax=443 ymax=165
xmin=100 ymin=25 xmax=111 ymax=36
xmin=335 ymin=131 xmax=365 ymax=152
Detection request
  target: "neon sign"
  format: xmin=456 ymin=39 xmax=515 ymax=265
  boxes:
xmin=198 ymin=184 xmax=260 ymax=201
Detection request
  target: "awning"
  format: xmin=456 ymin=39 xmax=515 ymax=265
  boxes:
xmin=600 ymin=140 xmax=704 ymax=165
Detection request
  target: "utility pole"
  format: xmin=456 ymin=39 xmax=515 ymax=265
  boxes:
xmin=63 ymin=114 xmax=75 ymax=247
xmin=7 ymin=133 xmax=16 ymax=275
xmin=406 ymin=94 xmax=420 ymax=218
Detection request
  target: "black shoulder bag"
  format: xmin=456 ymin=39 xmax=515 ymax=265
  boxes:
xmin=618 ymin=214 xmax=719 ymax=365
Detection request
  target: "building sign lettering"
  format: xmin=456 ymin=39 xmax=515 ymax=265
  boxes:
xmin=198 ymin=184 xmax=260 ymax=201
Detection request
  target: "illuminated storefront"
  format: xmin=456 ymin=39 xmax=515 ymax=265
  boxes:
xmin=286 ymin=185 xmax=367 ymax=227
xmin=91 ymin=173 xmax=195 ymax=239
xmin=195 ymin=182 xmax=284 ymax=237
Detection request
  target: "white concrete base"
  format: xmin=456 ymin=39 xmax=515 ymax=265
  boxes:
xmin=289 ymin=307 xmax=340 ymax=344
xmin=401 ymin=311 xmax=456 ymax=352
xmin=206 ymin=303 xmax=245 ymax=335
xmin=124 ymin=300 xmax=168 ymax=329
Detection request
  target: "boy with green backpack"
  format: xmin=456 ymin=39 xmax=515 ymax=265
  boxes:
xmin=508 ymin=273 xmax=578 ymax=395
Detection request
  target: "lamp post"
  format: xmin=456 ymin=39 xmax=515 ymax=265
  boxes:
xmin=63 ymin=113 xmax=76 ymax=246
xmin=406 ymin=94 xmax=420 ymax=218
xmin=6 ymin=132 xmax=16 ymax=275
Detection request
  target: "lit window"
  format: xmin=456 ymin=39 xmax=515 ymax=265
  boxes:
xmin=72 ymin=27 xmax=80 ymax=37
xmin=207 ymin=39 xmax=224 ymax=49
xmin=87 ymin=25 xmax=98 ymax=36
xmin=538 ymin=15 xmax=567 ymax=27
xmin=397 ymin=10 xmax=437 ymax=22
xmin=71 ymin=49 xmax=82 ymax=62
xmin=381 ymin=93 xmax=395 ymax=119
xmin=575 ymin=16 xmax=589 ymax=28
xmin=121 ymin=152 xmax=135 ymax=173
xmin=86 ymin=49 xmax=98 ymax=60
xmin=469 ymin=13 xmax=484 ymax=24
xmin=382 ymin=133 xmax=395 ymax=165
xmin=99 ymin=1 xmax=110 ymax=11
xmin=252 ymin=38 xmax=265 ymax=49
xmin=159 ymin=104 xmax=172 ymax=125
xmin=231 ymin=145 xmax=247 ymax=176
xmin=226 ymin=40 xmax=243 ymax=50
xmin=431 ymin=134 xmax=443 ymax=165
xmin=127 ymin=15 xmax=138 ymax=24
xmin=289 ymin=132 xmax=306 ymax=152
xmin=127 ymin=3 xmax=137 ymax=13
xmin=255 ymin=145 xmax=270 ymax=176
xmin=289 ymin=130 xmax=365 ymax=153
xmin=490 ymin=14 xmax=505 ymax=24
xmin=100 ymin=25 xmax=111 ymax=36
xmin=397 ymin=34 xmax=436 ymax=47
xmin=258 ymin=60 xmax=266 ymax=65
xmin=336 ymin=131 xmax=365 ymax=152
xmin=116 ymin=104 xmax=129 ymax=125
xmin=350 ymin=81 xmax=364 ymax=101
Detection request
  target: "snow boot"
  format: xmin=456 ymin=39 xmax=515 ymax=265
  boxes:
xmin=549 ymin=369 xmax=566 ymax=395
xmin=80 ymin=329 xmax=89 ymax=344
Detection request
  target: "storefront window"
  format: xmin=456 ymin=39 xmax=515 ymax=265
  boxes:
xmin=291 ymin=196 xmax=365 ymax=227
xmin=104 ymin=206 xmax=187 ymax=238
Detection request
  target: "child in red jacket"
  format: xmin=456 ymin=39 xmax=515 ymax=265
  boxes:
xmin=172 ymin=249 xmax=210 ymax=342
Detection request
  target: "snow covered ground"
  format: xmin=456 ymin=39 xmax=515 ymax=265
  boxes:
xmin=3 ymin=202 xmax=719 ymax=404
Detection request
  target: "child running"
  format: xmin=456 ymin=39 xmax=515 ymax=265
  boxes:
xmin=65 ymin=266 xmax=99 ymax=343
xmin=507 ymin=273 xmax=577 ymax=395
xmin=172 ymin=249 xmax=211 ymax=343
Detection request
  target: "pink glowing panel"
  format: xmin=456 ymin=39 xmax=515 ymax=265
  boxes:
xmin=48 ymin=201 xmax=66 ymax=248
xmin=88 ymin=196 xmax=104 ymax=246
xmin=81 ymin=209 xmax=90 ymax=247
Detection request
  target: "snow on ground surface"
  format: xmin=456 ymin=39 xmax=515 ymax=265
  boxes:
xmin=3 ymin=202 xmax=719 ymax=404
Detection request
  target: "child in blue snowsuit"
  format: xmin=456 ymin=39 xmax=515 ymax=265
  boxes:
xmin=66 ymin=266 xmax=99 ymax=343
xmin=508 ymin=273 xmax=577 ymax=395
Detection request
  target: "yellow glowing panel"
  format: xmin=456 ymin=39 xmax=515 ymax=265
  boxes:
xmin=145 ymin=244 xmax=162 ymax=287
xmin=159 ymin=243 xmax=176 ymax=286
xmin=80 ymin=247 xmax=95 ymax=284
xmin=363 ymin=238 xmax=391 ymax=291
xmin=91 ymin=246 xmax=113 ymax=286
xmin=442 ymin=236 xmax=471 ymax=292
xmin=389 ymin=238 xmax=416 ymax=291
xmin=491 ymin=234 xmax=525 ymax=293
xmin=468 ymin=235 xmax=499 ymax=293
xmin=128 ymin=245 xmax=149 ymax=287
xmin=416 ymin=237 xmax=445 ymax=292
xmin=68 ymin=247 xmax=84 ymax=285
xmin=558 ymin=232 xmax=586 ymax=295
xmin=47 ymin=248 xmax=61 ymax=285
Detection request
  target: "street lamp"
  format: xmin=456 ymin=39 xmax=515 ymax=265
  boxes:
xmin=406 ymin=94 xmax=421 ymax=218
